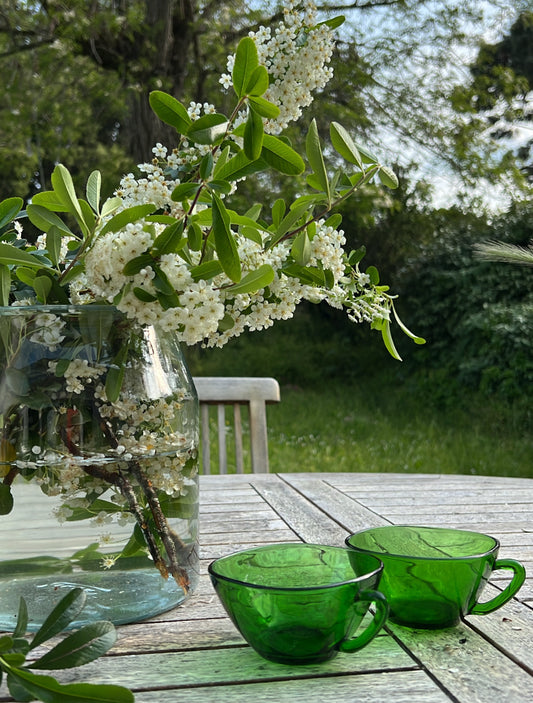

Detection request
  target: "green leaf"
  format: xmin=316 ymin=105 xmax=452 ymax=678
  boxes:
xmin=79 ymin=200 xmax=96 ymax=232
xmin=271 ymin=200 xmax=312 ymax=243
xmin=224 ymin=264 xmax=275 ymax=295
xmin=214 ymin=150 xmax=263 ymax=182
xmin=31 ymin=191 xmax=70 ymax=212
xmin=0 ymin=484 xmax=14 ymax=516
xmin=324 ymin=213 xmax=343 ymax=230
xmin=6 ymin=672 xmax=34 ymax=702
xmin=244 ymin=106 xmax=264 ymax=161
xmin=247 ymin=95 xmax=280 ymax=119
xmin=187 ymin=222 xmax=203 ymax=251
xmin=283 ymin=263 xmax=326 ymax=286
xmin=233 ymin=36 xmax=259 ymax=98
xmin=5 ymin=366 xmax=30 ymax=396
xmin=187 ymin=113 xmax=228 ymax=145
xmin=391 ymin=302 xmax=426 ymax=345
xmin=272 ymin=199 xmax=285 ymax=228
xmin=122 ymin=253 xmax=154 ymax=276
xmin=0 ymin=197 xmax=23 ymax=230
xmin=5 ymin=668 xmax=134 ymax=703
xmin=245 ymin=65 xmax=270 ymax=96
xmin=78 ymin=308 xmax=115 ymax=351
xmin=211 ymin=193 xmax=241 ymax=282
xmin=51 ymin=165 xmax=86 ymax=231
xmin=207 ymin=179 xmax=232 ymax=195
xmin=171 ymin=182 xmax=201 ymax=202
xmin=105 ymin=341 xmax=129 ymax=403
xmin=306 ymin=119 xmax=330 ymax=200
xmin=26 ymin=204 xmax=74 ymax=237
xmin=45 ymin=226 xmax=62 ymax=266
xmin=152 ymin=220 xmax=184 ymax=256
xmin=99 ymin=204 xmax=156 ymax=237
xmin=377 ymin=317 xmax=402 ymax=361
xmin=316 ymin=14 xmax=345 ymax=30
xmin=366 ymin=265 xmax=380 ymax=285
xmin=378 ymin=165 xmax=399 ymax=189
xmin=291 ymin=230 xmax=312 ymax=266
xmin=199 ymin=152 xmax=214 ymax=180
xmin=0 ymin=264 xmax=11 ymax=306
xmin=33 ymin=275 xmax=53 ymax=302
xmin=358 ymin=144 xmax=380 ymax=164
xmin=16 ymin=268 xmax=35 ymax=288
xmin=86 ymin=171 xmax=101 ymax=213
xmin=190 ymin=259 xmax=224 ymax=282
xmin=151 ymin=265 xmax=174 ymax=295
xmin=100 ymin=197 xmax=122 ymax=219
xmin=149 ymin=90 xmax=192 ymax=134
xmin=13 ymin=599 xmax=29 ymax=643
xmin=262 ymin=135 xmax=305 ymax=175
xmin=348 ymin=246 xmax=366 ymax=265
xmin=31 ymin=621 xmax=116 ymax=670
xmin=240 ymin=225 xmax=262 ymax=244
xmin=330 ymin=122 xmax=363 ymax=168
xmin=0 ymin=634 xmax=14 ymax=652
xmin=30 ymin=588 xmax=87 ymax=650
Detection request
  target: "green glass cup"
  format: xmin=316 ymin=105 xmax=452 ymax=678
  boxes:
xmin=208 ymin=543 xmax=389 ymax=665
xmin=345 ymin=525 xmax=526 ymax=629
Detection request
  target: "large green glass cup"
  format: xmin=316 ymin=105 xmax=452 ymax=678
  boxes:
xmin=345 ymin=526 xmax=526 ymax=629
xmin=208 ymin=543 xmax=389 ymax=665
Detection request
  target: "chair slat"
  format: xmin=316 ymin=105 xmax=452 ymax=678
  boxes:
xmin=193 ymin=377 xmax=280 ymax=474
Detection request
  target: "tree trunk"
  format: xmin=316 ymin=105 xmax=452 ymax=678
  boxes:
xmin=122 ymin=0 xmax=197 ymax=162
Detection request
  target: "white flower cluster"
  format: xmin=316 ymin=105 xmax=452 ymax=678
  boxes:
xmin=48 ymin=358 xmax=105 ymax=394
xmin=82 ymin=209 xmax=374 ymax=348
xmin=29 ymin=313 xmax=66 ymax=350
xmin=221 ymin=0 xmax=335 ymax=133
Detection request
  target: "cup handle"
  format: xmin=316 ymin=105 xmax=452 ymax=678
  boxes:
xmin=470 ymin=558 xmax=526 ymax=616
xmin=338 ymin=589 xmax=389 ymax=653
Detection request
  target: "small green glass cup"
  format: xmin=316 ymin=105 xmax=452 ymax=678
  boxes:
xmin=208 ymin=543 xmax=389 ymax=665
xmin=345 ymin=525 xmax=526 ymax=629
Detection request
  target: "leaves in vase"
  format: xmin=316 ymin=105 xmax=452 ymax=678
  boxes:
xmin=0 ymin=484 xmax=14 ymax=515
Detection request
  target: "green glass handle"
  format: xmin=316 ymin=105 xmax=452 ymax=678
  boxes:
xmin=339 ymin=589 xmax=389 ymax=653
xmin=470 ymin=558 xmax=526 ymax=615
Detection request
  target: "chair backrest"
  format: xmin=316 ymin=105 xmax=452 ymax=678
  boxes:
xmin=192 ymin=377 xmax=280 ymax=474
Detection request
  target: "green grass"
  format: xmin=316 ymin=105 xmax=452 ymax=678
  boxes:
xmin=265 ymin=380 xmax=532 ymax=478
xmin=186 ymin=309 xmax=531 ymax=479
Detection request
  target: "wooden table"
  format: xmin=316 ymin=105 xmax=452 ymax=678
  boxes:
xmin=2 ymin=472 xmax=532 ymax=702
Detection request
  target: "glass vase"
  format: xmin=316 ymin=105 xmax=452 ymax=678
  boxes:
xmin=0 ymin=305 xmax=199 ymax=630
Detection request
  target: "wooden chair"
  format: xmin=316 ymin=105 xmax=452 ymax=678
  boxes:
xmin=193 ymin=377 xmax=280 ymax=474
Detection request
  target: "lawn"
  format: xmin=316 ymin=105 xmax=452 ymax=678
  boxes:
xmin=266 ymin=380 xmax=532 ymax=478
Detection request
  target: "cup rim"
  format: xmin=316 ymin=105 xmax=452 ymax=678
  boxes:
xmin=208 ymin=542 xmax=384 ymax=591
xmin=345 ymin=525 xmax=500 ymax=561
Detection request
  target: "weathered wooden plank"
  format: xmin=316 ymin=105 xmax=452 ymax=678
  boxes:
xmin=318 ymin=473 xmax=533 ymax=488
xmin=199 ymin=501 xmax=269 ymax=513
xmin=280 ymin=475 xmax=389 ymax=532
xmin=132 ymin=670 xmax=453 ymax=703
xmin=249 ymin=476 xmax=348 ymax=544
xmin=387 ymin=619 xmax=533 ymax=703
xmin=147 ymin=592 xmax=228 ymax=622
xmin=201 ymin=528 xmax=297 ymax=544
xmin=464 ymin=584 xmax=533 ymax=672
xmin=112 ymin=617 xmax=245 ymax=654
xmin=344 ymin=491 xmax=533 ymax=507
xmin=200 ymin=516 xmax=289 ymax=535
xmin=379 ymin=504 xmax=533 ymax=516
xmin=52 ymin=634 xmax=415 ymax=688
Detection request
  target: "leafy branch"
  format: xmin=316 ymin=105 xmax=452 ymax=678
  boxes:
xmin=0 ymin=588 xmax=134 ymax=702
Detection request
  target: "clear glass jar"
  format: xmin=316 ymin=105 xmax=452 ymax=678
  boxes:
xmin=0 ymin=306 xmax=199 ymax=630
